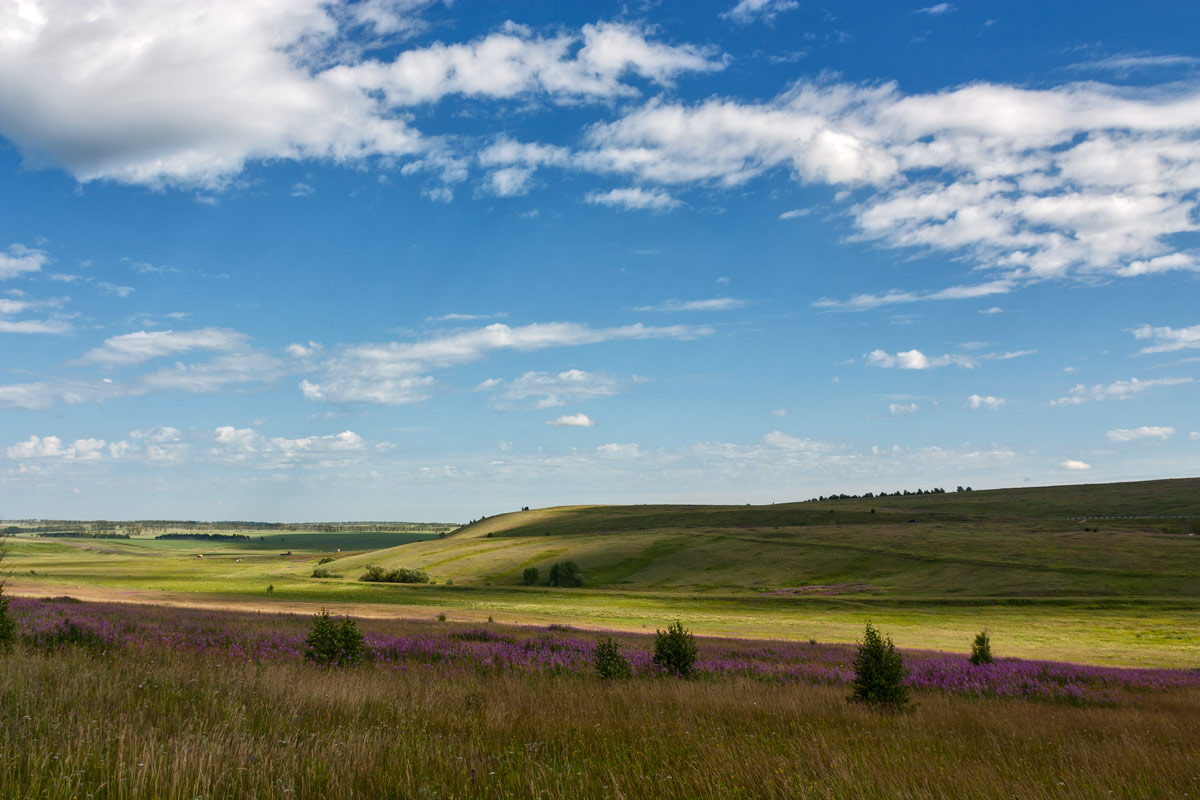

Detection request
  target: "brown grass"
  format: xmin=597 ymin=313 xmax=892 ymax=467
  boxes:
xmin=1 ymin=645 xmax=1197 ymax=799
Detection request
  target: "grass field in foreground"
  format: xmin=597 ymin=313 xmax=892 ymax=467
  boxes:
xmin=2 ymin=630 xmax=1197 ymax=800
xmin=3 ymin=477 xmax=1198 ymax=667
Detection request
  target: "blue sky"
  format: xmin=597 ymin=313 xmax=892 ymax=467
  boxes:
xmin=1 ymin=0 xmax=1198 ymax=521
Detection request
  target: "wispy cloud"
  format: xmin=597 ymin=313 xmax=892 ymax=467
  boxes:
xmin=1052 ymin=377 xmax=1193 ymax=406
xmin=484 ymin=370 xmax=623 ymax=410
xmin=814 ymin=280 xmax=1012 ymax=311
xmin=1131 ymin=323 xmax=1200 ymax=354
xmin=301 ymin=321 xmax=708 ymax=405
xmin=586 ymin=187 xmax=682 ymax=211
xmin=720 ymin=0 xmax=800 ymax=25
xmin=634 ymin=297 xmax=748 ymax=312
xmin=74 ymin=328 xmax=249 ymax=366
xmin=1106 ymin=426 xmax=1174 ymax=442
xmin=914 ymin=3 xmax=954 ymax=15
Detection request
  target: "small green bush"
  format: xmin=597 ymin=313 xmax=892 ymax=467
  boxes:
xmin=970 ymin=630 xmax=994 ymax=666
xmin=317 ymin=556 xmax=335 ymax=565
xmin=594 ymin=637 xmax=632 ymax=679
xmin=522 ymin=567 xmax=539 ymax=585
xmin=311 ymin=567 xmax=334 ymax=578
xmin=360 ymin=565 xmax=430 ymax=584
xmin=304 ymin=610 xmax=366 ymax=667
xmin=548 ymin=561 xmax=583 ymax=587
xmin=653 ymin=620 xmax=698 ymax=677
xmin=849 ymin=623 xmax=908 ymax=707
xmin=0 ymin=585 xmax=15 ymax=652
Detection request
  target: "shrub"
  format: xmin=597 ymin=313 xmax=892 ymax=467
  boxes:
xmin=304 ymin=610 xmax=366 ymax=667
xmin=548 ymin=561 xmax=583 ymax=587
xmin=522 ymin=567 xmax=539 ymax=585
xmin=970 ymin=630 xmax=994 ymax=666
xmin=360 ymin=565 xmax=430 ymax=584
xmin=317 ymin=556 xmax=336 ymax=565
xmin=311 ymin=567 xmax=334 ymax=578
xmin=653 ymin=620 xmax=698 ymax=677
xmin=0 ymin=585 xmax=14 ymax=653
xmin=849 ymin=623 xmax=908 ymax=707
xmin=594 ymin=637 xmax=632 ymax=679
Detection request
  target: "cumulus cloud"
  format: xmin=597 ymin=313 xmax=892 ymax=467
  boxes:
xmin=889 ymin=403 xmax=918 ymax=416
xmin=576 ymin=79 xmax=1200 ymax=286
xmin=1052 ymin=377 xmax=1193 ymax=406
xmin=0 ymin=243 xmax=49 ymax=279
xmin=487 ymin=370 xmax=622 ymax=409
xmin=302 ymin=321 xmax=707 ymax=405
xmin=866 ymin=349 xmax=975 ymax=369
xmin=967 ymin=394 xmax=1005 ymax=410
xmin=1106 ymin=426 xmax=1175 ymax=442
xmin=915 ymin=3 xmax=954 ymax=15
xmin=1060 ymin=459 xmax=1092 ymax=471
xmin=6 ymin=434 xmax=112 ymax=461
xmin=1131 ymin=323 xmax=1200 ymax=354
xmin=0 ymin=6 xmax=722 ymax=189
xmin=633 ymin=297 xmax=748 ymax=312
xmin=586 ymin=187 xmax=682 ymax=211
xmin=546 ymin=413 xmax=597 ymax=427
xmin=74 ymin=327 xmax=249 ymax=366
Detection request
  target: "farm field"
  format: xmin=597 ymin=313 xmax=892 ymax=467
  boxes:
xmin=1 ymin=597 xmax=1199 ymax=800
xmin=4 ymin=478 xmax=1199 ymax=667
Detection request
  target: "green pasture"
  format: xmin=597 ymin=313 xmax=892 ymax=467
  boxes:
xmin=4 ymin=477 xmax=1198 ymax=666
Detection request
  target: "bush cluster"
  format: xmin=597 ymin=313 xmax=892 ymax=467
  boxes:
xmin=304 ymin=610 xmax=367 ymax=667
xmin=548 ymin=561 xmax=583 ymax=587
xmin=360 ymin=565 xmax=430 ymax=584
xmin=311 ymin=567 xmax=335 ymax=578
xmin=593 ymin=637 xmax=632 ymax=679
xmin=522 ymin=567 xmax=539 ymax=585
xmin=653 ymin=620 xmax=698 ymax=677
xmin=850 ymin=623 xmax=908 ymax=707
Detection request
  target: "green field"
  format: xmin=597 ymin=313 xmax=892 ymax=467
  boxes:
xmin=5 ymin=478 xmax=1199 ymax=667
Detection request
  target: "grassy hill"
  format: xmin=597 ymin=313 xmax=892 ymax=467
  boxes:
xmin=331 ymin=478 xmax=1200 ymax=599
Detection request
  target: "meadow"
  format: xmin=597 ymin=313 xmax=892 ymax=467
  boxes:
xmin=4 ymin=477 xmax=1199 ymax=666
xmin=2 ymin=596 xmax=1199 ymax=799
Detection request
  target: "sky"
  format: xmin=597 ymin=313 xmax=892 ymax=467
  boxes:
xmin=1 ymin=0 xmax=1198 ymax=522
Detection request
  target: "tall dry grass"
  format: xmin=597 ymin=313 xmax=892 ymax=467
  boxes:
xmin=1 ymin=645 xmax=1197 ymax=799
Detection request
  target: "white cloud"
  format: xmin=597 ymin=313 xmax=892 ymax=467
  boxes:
xmin=430 ymin=312 xmax=509 ymax=322
xmin=634 ymin=297 xmax=748 ymax=312
xmin=98 ymin=282 xmax=135 ymax=298
xmin=978 ymin=306 xmax=1004 ymax=315
xmin=967 ymin=394 xmax=1005 ymax=410
xmin=286 ymin=341 xmax=322 ymax=358
xmin=771 ymin=408 xmax=787 ymax=417
xmin=546 ymin=413 xmax=597 ymax=427
xmin=1131 ymin=323 xmax=1200 ymax=354
xmin=302 ymin=321 xmax=707 ymax=405
xmin=489 ymin=370 xmax=621 ymax=409
xmin=577 ymin=79 xmax=1200 ymax=286
xmin=596 ymin=442 xmax=640 ymax=458
xmin=289 ymin=182 xmax=314 ymax=197
xmin=720 ymin=0 xmax=799 ymax=25
xmin=130 ymin=426 xmax=182 ymax=443
xmin=866 ymin=349 xmax=975 ymax=369
xmin=1068 ymin=53 xmax=1200 ymax=74
xmin=0 ymin=243 xmax=49 ymax=279
xmin=0 ymin=7 xmax=721 ymax=189
xmin=889 ymin=403 xmax=918 ymax=416
xmin=586 ymin=187 xmax=682 ymax=211
xmin=1052 ymin=377 xmax=1193 ymax=406
xmin=75 ymin=327 xmax=249 ymax=366
xmin=1191 ymin=432 xmax=1200 ymax=440
xmin=1106 ymin=426 xmax=1175 ymax=442
xmin=915 ymin=3 xmax=954 ymax=15
xmin=0 ymin=318 xmax=71 ymax=334
xmin=6 ymin=434 xmax=108 ymax=461
xmin=778 ymin=208 xmax=811 ymax=220
xmin=1060 ymin=459 xmax=1092 ymax=471
xmin=814 ymin=280 xmax=1012 ymax=311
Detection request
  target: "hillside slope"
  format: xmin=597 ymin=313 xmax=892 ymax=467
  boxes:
xmin=325 ymin=478 xmax=1200 ymax=599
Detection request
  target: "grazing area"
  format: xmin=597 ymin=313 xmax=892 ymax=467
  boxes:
xmin=4 ymin=478 xmax=1198 ymax=666
xmin=1 ymin=597 xmax=1199 ymax=799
